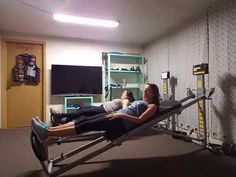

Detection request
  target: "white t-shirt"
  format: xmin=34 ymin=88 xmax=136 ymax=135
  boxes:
xmin=103 ymin=99 xmax=122 ymax=113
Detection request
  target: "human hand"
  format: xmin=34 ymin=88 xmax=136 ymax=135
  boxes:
xmin=105 ymin=113 xmax=123 ymax=120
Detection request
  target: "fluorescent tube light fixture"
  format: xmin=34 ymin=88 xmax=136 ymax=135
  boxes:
xmin=53 ymin=13 xmax=119 ymax=28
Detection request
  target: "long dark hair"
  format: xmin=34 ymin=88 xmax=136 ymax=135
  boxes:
xmin=146 ymin=83 xmax=160 ymax=106
xmin=125 ymin=89 xmax=135 ymax=102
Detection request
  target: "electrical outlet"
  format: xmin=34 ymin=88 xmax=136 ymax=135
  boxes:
xmin=212 ymin=132 xmax=217 ymax=137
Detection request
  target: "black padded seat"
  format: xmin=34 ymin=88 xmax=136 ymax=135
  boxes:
xmin=157 ymin=100 xmax=182 ymax=116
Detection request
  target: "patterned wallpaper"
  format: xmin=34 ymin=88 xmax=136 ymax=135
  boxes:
xmin=144 ymin=0 xmax=236 ymax=144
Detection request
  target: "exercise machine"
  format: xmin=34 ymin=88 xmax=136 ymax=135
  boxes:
xmin=30 ymin=85 xmax=214 ymax=177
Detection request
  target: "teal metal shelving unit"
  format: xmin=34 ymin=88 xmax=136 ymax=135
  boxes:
xmin=103 ymin=52 xmax=145 ymax=101
xmin=64 ymin=96 xmax=93 ymax=113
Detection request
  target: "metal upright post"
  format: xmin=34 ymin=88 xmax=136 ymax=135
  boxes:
xmin=193 ymin=63 xmax=208 ymax=146
xmin=161 ymin=71 xmax=171 ymax=129
xmin=197 ymin=74 xmax=207 ymax=145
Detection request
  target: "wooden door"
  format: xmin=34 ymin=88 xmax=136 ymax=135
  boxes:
xmin=2 ymin=40 xmax=44 ymax=128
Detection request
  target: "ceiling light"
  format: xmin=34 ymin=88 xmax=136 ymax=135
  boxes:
xmin=53 ymin=13 xmax=119 ymax=28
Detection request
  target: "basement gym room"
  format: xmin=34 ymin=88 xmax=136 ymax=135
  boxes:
xmin=0 ymin=0 xmax=236 ymax=177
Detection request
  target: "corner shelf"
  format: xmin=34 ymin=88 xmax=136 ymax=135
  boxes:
xmin=103 ymin=52 xmax=145 ymax=101
xmin=110 ymin=70 xmax=141 ymax=74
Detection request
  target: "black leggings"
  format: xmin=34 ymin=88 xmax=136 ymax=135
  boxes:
xmin=74 ymin=113 xmax=127 ymax=137
xmin=60 ymin=105 xmax=106 ymax=123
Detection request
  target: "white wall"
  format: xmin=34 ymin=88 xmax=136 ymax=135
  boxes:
xmin=0 ymin=32 xmax=142 ymax=125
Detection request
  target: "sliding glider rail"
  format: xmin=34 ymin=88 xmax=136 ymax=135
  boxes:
xmin=49 ymin=131 xmax=106 ymax=145
xmin=112 ymin=94 xmax=204 ymax=145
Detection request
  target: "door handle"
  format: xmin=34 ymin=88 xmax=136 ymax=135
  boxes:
xmin=7 ymin=81 xmax=11 ymax=90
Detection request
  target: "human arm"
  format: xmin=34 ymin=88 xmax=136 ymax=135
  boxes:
xmin=121 ymin=99 xmax=130 ymax=108
xmin=105 ymin=104 xmax=157 ymax=124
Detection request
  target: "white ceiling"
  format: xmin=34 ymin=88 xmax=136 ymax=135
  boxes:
xmin=0 ymin=0 xmax=219 ymax=46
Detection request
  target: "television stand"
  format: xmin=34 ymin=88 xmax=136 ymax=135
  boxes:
xmin=64 ymin=96 xmax=93 ymax=113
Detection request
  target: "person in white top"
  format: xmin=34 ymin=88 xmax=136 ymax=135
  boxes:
xmin=50 ymin=90 xmax=135 ymax=125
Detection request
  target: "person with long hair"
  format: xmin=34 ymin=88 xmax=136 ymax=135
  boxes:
xmin=32 ymin=83 xmax=160 ymax=142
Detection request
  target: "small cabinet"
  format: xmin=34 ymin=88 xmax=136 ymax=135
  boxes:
xmin=64 ymin=96 xmax=93 ymax=113
xmin=103 ymin=52 xmax=145 ymax=101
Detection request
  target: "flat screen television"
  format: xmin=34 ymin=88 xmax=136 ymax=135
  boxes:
xmin=51 ymin=64 xmax=102 ymax=95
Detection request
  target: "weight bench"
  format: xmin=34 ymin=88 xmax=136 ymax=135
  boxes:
xmin=31 ymin=89 xmax=213 ymax=177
